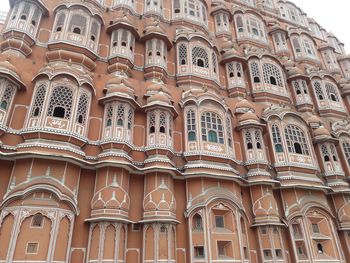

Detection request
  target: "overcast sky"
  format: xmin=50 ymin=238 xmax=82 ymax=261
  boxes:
xmin=0 ymin=0 xmax=349 ymax=53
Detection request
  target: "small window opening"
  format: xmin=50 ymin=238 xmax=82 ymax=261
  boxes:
xmin=208 ymin=130 xmax=218 ymax=143
xmin=56 ymin=26 xmax=62 ymax=32
xmin=150 ymin=126 xmax=155 ymax=133
xmin=159 ymin=126 xmax=165 ymax=133
xmin=106 ymin=119 xmax=112 ymax=127
xmin=317 ymin=243 xmax=323 ymax=254
xmin=324 ymin=155 xmax=330 ymax=162
xmin=257 ymin=142 xmax=261 ymax=149
xmin=73 ymin=27 xmax=81 ymax=34
xmin=294 ymin=142 xmax=302 ymax=154
xmin=275 ymin=144 xmax=283 ymax=153
xmin=197 ymin=59 xmax=204 ymax=67
xmin=53 ymin=107 xmax=65 ymax=118
xmin=188 ymin=131 xmax=196 ymax=141
xmin=117 ymin=119 xmax=123 ymax=126
xmin=33 ymin=107 xmax=40 ymax=117
xmin=0 ymin=101 xmax=8 ymax=110
xmin=31 ymin=214 xmax=43 ymax=227
xmin=77 ymin=115 xmax=83 ymax=124
xmin=20 ymin=15 xmax=27 ymax=20
xmin=247 ymin=142 xmax=253 ymax=149
xmin=270 ymin=76 xmax=277 ymax=85
xmin=254 ymin=77 xmax=260 ymax=83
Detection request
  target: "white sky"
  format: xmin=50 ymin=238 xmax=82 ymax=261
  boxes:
xmin=0 ymin=0 xmax=349 ymax=53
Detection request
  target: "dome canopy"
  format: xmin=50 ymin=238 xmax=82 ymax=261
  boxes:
xmin=105 ymin=75 xmax=135 ymax=97
xmin=147 ymin=92 xmax=172 ymax=106
xmin=235 ymin=99 xmax=254 ymax=113
xmin=239 ymin=111 xmax=259 ymax=123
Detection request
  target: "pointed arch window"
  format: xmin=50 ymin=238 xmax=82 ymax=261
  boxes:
xmin=313 ymin=81 xmax=324 ymax=100
xmin=105 ymin=104 xmax=113 ymax=127
xmin=201 ymin=112 xmax=224 ymax=144
xmin=250 ymin=62 xmax=261 ymax=83
xmin=31 ymin=84 xmax=46 ymax=117
xmin=149 ymin=112 xmax=156 ymax=133
xmin=284 ymin=125 xmax=309 ymax=155
xmin=0 ymin=84 xmax=16 ymax=111
xmin=76 ymin=92 xmax=89 ymax=125
xmin=193 ymin=214 xmax=203 ymax=231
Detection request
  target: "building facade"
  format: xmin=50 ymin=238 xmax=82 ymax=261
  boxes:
xmin=0 ymin=0 xmax=350 ymax=262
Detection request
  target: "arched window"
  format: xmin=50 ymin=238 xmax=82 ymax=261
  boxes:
xmin=313 ymin=81 xmax=324 ymax=100
xmin=262 ymin=63 xmax=284 ymax=87
xmin=329 ymin=144 xmax=338 ymax=161
xmin=250 ymin=62 xmax=261 ymax=83
xmin=31 ymin=214 xmax=44 ymax=227
xmin=343 ymin=141 xmax=350 ymax=167
xmin=317 ymin=243 xmax=323 ymax=254
xmin=245 ymin=130 xmax=253 ymax=149
xmin=284 ymin=125 xmax=309 ymax=155
xmin=146 ymin=39 xmax=167 ymax=67
xmin=187 ymin=110 xmax=196 ymax=141
xmin=271 ymin=124 xmax=283 ymax=153
xmin=255 ymin=130 xmax=262 ymax=149
xmin=20 ymin=2 xmax=30 ymax=21
xmin=173 ymin=0 xmax=207 ymax=25
xmin=0 ymin=83 xmax=16 ymax=111
xmin=325 ymin=83 xmax=340 ymax=102
xmin=76 ymin=93 xmax=89 ymax=125
xmin=47 ymin=86 xmax=73 ymax=119
xmin=114 ymin=0 xmax=135 ymax=9
xmin=321 ymin=145 xmax=330 ymax=162
xmin=149 ymin=112 xmax=156 ymax=133
xmin=116 ymin=104 xmax=125 ymax=127
xmin=201 ymin=112 xmax=224 ymax=144
xmin=235 ymin=14 xmax=267 ymax=42
xmin=193 ymin=214 xmax=203 ymax=231
xmin=127 ymin=108 xmax=133 ymax=130
xmin=159 ymin=112 xmax=167 ymax=133
xmin=145 ymin=0 xmax=163 ymax=14
xmin=226 ymin=117 xmax=233 ymax=148
xmin=236 ymin=15 xmax=244 ymax=32
xmin=69 ymin=14 xmax=87 ymax=35
xmin=192 ymin=47 xmax=209 ymax=68
xmin=90 ymin=21 xmax=99 ymax=42
xmin=31 ymin=85 xmax=47 ymax=117
xmin=178 ymin=44 xmax=188 ymax=65
xmin=105 ymin=104 xmax=113 ymax=127
xmin=55 ymin=13 xmax=65 ymax=32
xmin=110 ymin=29 xmax=135 ymax=60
